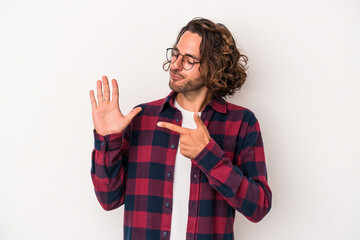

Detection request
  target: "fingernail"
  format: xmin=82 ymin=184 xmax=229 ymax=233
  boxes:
xmin=157 ymin=122 xmax=162 ymax=127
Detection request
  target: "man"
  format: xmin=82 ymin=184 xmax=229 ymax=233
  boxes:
xmin=89 ymin=18 xmax=271 ymax=240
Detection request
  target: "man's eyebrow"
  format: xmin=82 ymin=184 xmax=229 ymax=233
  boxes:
xmin=174 ymin=47 xmax=200 ymax=61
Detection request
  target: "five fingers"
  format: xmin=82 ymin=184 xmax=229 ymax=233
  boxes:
xmin=90 ymin=77 xmax=204 ymax=135
xmin=90 ymin=76 xmax=120 ymax=108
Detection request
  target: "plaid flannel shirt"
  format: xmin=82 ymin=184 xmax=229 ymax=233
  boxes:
xmin=91 ymin=91 xmax=272 ymax=240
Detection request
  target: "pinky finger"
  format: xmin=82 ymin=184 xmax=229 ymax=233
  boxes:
xmin=89 ymin=90 xmax=97 ymax=109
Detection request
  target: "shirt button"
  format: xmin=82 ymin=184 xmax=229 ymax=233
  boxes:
xmin=163 ymin=232 xmax=168 ymax=237
xmin=167 ymin=172 xmax=171 ymax=178
xmin=193 ymin=174 xmax=197 ymax=178
xmin=170 ymin=144 xmax=175 ymax=149
xmin=100 ymin=142 xmax=105 ymax=146
xmin=176 ymin=118 xmax=180 ymax=123
xmin=165 ymin=202 xmax=170 ymax=208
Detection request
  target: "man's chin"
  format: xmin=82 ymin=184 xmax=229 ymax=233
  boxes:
xmin=169 ymin=79 xmax=184 ymax=92
xmin=169 ymin=82 xmax=180 ymax=93
xmin=168 ymin=77 xmax=205 ymax=93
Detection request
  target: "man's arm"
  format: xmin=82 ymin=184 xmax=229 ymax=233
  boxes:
xmin=89 ymin=76 xmax=141 ymax=210
xmin=91 ymin=128 xmax=129 ymax=210
xmin=191 ymin=113 xmax=271 ymax=222
xmin=158 ymin=112 xmax=271 ymax=222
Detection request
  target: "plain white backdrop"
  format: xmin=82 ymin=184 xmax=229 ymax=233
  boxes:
xmin=0 ymin=0 xmax=359 ymax=239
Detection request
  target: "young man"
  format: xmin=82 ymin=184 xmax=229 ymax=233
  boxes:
xmin=89 ymin=18 xmax=271 ymax=240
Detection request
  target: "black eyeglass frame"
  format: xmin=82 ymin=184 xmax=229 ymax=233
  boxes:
xmin=166 ymin=48 xmax=201 ymax=70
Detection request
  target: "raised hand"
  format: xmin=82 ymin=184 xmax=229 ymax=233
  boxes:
xmin=89 ymin=76 xmax=142 ymax=136
xmin=157 ymin=113 xmax=211 ymax=159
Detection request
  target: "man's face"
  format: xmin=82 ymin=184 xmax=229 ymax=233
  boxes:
xmin=169 ymin=31 xmax=205 ymax=94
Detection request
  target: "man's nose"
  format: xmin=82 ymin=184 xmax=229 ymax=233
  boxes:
xmin=171 ymin=55 xmax=183 ymax=71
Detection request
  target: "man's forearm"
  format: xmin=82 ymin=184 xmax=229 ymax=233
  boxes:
xmin=91 ymin=130 xmax=128 ymax=210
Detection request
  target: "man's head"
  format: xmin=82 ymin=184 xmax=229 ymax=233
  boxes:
xmin=163 ymin=17 xmax=248 ymax=97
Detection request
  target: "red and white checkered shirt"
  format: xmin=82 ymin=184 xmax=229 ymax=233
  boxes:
xmin=91 ymin=91 xmax=272 ymax=240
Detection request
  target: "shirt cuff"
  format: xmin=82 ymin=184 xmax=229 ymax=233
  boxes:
xmin=192 ymin=138 xmax=225 ymax=173
xmin=93 ymin=129 xmax=124 ymax=152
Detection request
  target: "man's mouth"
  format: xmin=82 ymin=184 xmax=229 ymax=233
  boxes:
xmin=170 ymin=73 xmax=184 ymax=81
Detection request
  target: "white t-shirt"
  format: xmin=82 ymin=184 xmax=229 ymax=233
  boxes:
xmin=170 ymin=100 xmax=200 ymax=240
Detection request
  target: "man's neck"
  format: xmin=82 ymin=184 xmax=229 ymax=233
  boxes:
xmin=175 ymin=87 xmax=213 ymax=112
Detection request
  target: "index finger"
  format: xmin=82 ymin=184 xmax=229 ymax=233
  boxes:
xmin=157 ymin=122 xmax=188 ymax=135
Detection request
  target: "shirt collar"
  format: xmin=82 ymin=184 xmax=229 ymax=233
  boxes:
xmin=159 ymin=91 xmax=227 ymax=114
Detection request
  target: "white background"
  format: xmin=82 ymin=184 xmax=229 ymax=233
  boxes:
xmin=0 ymin=0 xmax=359 ymax=239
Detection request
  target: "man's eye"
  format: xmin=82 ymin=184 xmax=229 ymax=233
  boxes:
xmin=184 ymin=56 xmax=194 ymax=64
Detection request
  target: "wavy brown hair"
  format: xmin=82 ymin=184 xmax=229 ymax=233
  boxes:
xmin=163 ymin=17 xmax=248 ymax=97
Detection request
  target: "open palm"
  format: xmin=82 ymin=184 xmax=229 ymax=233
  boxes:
xmin=89 ymin=76 xmax=142 ymax=136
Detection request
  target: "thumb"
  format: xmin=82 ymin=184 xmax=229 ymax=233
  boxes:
xmin=194 ymin=112 xmax=204 ymax=129
xmin=125 ymin=107 xmax=142 ymax=122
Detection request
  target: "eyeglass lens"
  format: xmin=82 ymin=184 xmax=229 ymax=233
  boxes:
xmin=166 ymin=48 xmax=195 ymax=70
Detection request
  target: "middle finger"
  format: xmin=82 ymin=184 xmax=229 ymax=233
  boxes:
xmin=102 ymin=76 xmax=110 ymax=102
xmin=96 ymin=79 xmax=103 ymax=103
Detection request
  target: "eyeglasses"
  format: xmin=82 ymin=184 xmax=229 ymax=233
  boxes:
xmin=166 ymin=48 xmax=200 ymax=70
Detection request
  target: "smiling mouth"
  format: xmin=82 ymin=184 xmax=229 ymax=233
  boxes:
xmin=170 ymin=73 xmax=184 ymax=81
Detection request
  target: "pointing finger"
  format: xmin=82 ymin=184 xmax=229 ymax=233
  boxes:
xmin=157 ymin=122 xmax=188 ymax=135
